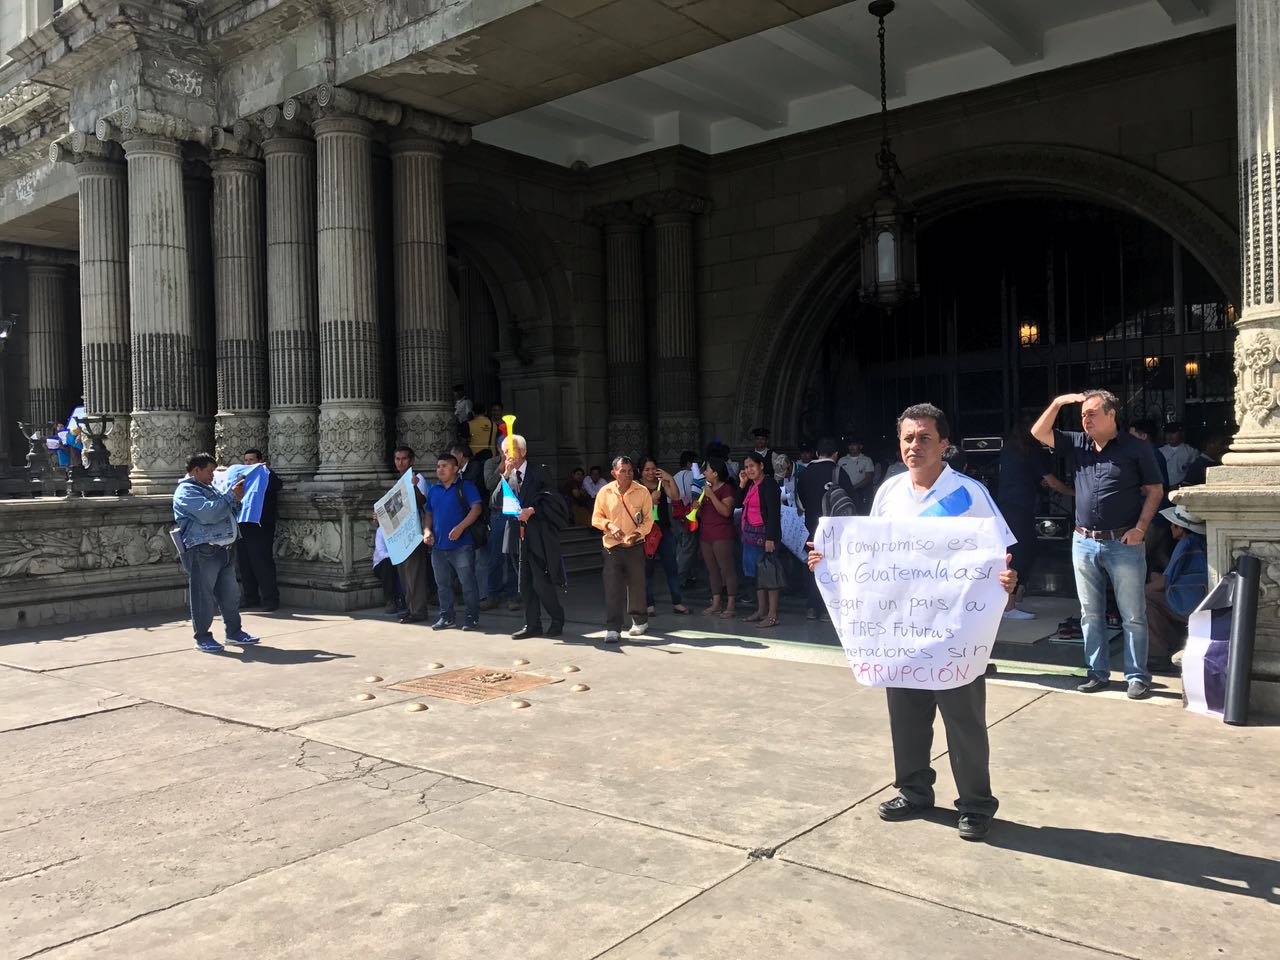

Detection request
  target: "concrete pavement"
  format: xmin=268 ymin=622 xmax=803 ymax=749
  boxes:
xmin=1 ymin=598 xmax=1276 ymax=960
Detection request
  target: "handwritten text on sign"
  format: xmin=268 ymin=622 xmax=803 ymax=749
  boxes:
xmin=813 ymin=516 xmax=1007 ymax=690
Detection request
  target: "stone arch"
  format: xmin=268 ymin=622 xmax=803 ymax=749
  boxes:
xmin=733 ymin=144 xmax=1240 ymax=444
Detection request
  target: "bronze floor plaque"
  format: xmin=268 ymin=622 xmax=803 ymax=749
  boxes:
xmin=388 ymin=666 xmax=561 ymax=704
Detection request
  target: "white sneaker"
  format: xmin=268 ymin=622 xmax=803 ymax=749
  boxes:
xmin=629 ymin=621 xmax=648 ymax=637
xmin=604 ymin=630 xmax=620 ymax=643
xmin=1002 ymin=608 xmax=1036 ymax=621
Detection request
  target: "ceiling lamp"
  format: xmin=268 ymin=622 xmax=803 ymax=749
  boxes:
xmin=860 ymin=0 xmax=918 ymax=311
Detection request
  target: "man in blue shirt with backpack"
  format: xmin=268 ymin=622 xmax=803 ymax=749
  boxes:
xmin=423 ymin=451 xmax=484 ymax=631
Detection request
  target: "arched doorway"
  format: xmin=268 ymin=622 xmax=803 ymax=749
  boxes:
xmin=735 ymin=145 xmax=1239 ymax=447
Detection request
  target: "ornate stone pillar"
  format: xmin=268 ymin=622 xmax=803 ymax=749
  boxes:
xmin=308 ymin=103 xmax=385 ymax=480
xmin=592 ymin=204 xmax=650 ymax=458
xmin=640 ymin=191 xmax=708 ymax=465
xmin=210 ymin=139 xmax=268 ymax=463
xmin=390 ymin=133 xmax=453 ymax=456
xmin=1176 ymin=0 xmax=1280 ymax=711
xmin=58 ymin=139 xmax=132 ymax=466
xmin=120 ymin=135 xmax=196 ymax=490
xmin=261 ymin=109 xmax=320 ymax=477
xmin=25 ymin=262 xmax=68 ymax=427
xmin=183 ymin=160 xmax=216 ymax=456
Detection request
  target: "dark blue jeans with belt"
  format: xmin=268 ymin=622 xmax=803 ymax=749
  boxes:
xmin=187 ymin=542 xmax=243 ymax=642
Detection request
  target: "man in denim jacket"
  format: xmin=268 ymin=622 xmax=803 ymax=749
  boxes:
xmin=173 ymin=453 xmax=261 ymax=653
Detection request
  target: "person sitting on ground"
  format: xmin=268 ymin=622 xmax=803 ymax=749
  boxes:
xmin=1144 ymin=505 xmax=1208 ymax=674
xmin=582 ymin=465 xmax=608 ymax=499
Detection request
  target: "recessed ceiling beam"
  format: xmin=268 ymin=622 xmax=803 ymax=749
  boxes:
xmin=533 ymin=95 xmax=654 ymax=144
xmin=1153 ymin=0 xmax=1209 ymax=24
xmin=766 ymin=24 xmax=887 ymax=99
xmin=928 ymin=0 xmax=1042 ymax=65
xmin=645 ymin=62 xmax=788 ymax=130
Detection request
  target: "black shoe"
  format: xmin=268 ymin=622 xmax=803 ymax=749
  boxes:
xmin=1147 ymin=657 xmax=1177 ymax=675
xmin=1126 ymin=680 xmax=1151 ymax=700
xmin=878 ymin=795 xmax=930 ymax=822
xmin=958 ymin=813 xmax=992 ymax=842
xmin=1077 ymin=677 xmax=1111 ymax=693
xmin=399 ymin=613 xmax=430 ymax=624
xmin=259 ymin=603 xmax=279 ymax=613
xmin=545 ymin=622 xmax=564 ymax=638
xmin=479 ymin=598 xmax=499 ymax=612
xmin=431 ymin=618 xmax=456 ymax=631
xmin=512 ymin=626 xmax=540 ymax=640
xmin=461 ymin=622 xmax=479 ymax=632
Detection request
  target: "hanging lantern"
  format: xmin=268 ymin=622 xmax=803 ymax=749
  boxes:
xmin=1019 ymin=323 xmax=1039 ymax=347
xmin=859 ymin=1 xmax=918 ymax=311
xmin=1184 ymin=357 xmax=1200 ymax=378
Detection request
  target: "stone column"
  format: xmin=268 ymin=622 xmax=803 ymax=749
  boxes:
xmin=184 ymin=161 xmax=216 ymax=456
xmin=390 ymin=134 xmax=453 ymax=455
xmin=1176 ymin=0 xmax=1280 ymax=711
xmin=69 ymin=149 xmax=132 ymax=466
xmin=641 ymin=191 xmax=708 ymax=465
xmin=458 ymin=259 xmax=500 ymax=409
xmin=211 ymin=150 xmax=268 ymax=462
xmin=261 ymin=112 xmax=320 ymax=477
xmin=592 ymin=205 xmax=650 ymax=458
xmin=311 ymin=108 xmax=385 ymax=480
xmin=121 ymin=136 xmax=196 ymax=490
xmin=25 ymin=262 xmax=68 ymax=427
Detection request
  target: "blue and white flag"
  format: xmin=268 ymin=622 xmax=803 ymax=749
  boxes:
xmin=500 ymin=477 xmax=522 ymax=516
xmin=1182 ymin=575 xmax=1234 ymax=719
xmin=217 ymin=463 xmax=268 ymax=524
xmin=374 ymin=470 xmax=423 ymax=566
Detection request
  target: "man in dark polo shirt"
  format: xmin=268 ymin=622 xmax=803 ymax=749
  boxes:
xmin=1032 ymin=389 xmax=1164 ymax=699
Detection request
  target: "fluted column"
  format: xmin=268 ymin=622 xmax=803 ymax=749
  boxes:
xmin=458 ymin=260 xmax=500 ymax=409
xmin=211 ymin=154 xmax=268 ymax=463
xmin=391 ymin=134 xmax=453 ymax=456
xmin=262 ymin=121 xmax=319 ymax=477
xmin=123 ymin=136 xmax=196 ymax=491
xmin=26 ymin=263 xmax=68 ymax=427
xmin=312 ymin=111 xmax=384 ymax=479
xmin=643 ymin=192 xmax=707 ymax=465
xmin=1229 ymin=0 xmax=1280 ymax=464
xmin=593 ymin=205 xmax=650 ymax=459
xmin=184 ymin=162 xmax=216 ymax=456
xmin=73 ymin=155 xmax=132 ymax=466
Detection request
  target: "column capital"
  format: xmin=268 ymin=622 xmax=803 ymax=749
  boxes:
xmin=49 ymin=129 xmax=123 ymax=165
xmin=209 ymin=124 xmax=263 ymax=160
xmin=0 ymin=243 xmax=78 ymax=265
xmin=586 ymin=201 xmax=648 ymax=229
xmin=284 ymin=86 xmax=470 ymax=145
xmin=96 ymin=106 xmax=211 ymax=148
xmin=634 ymin=189 xmax=711 ymax=220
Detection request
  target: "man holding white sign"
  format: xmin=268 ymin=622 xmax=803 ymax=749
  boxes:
xmin=810 ymin=403 xmax=1017 ymax=842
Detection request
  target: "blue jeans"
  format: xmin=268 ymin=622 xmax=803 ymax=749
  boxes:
xmin=187 ymin=543 xmax=242 ymax=641
xmin=1071 ymin=532 xmax=1150 ymax=683
xmin=432 ymin=544 xmax=480 ymax=625
xmin=487 ymin=512 xmax=518 ymax=600
xmin=644 ymin=528 xmax=683 ymax=607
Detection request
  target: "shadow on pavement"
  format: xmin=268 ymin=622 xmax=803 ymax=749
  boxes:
xmin=915 ymin=809 xmax=1279 ymax=902
xmin=233 ymin=645 xmax=354 ymax=665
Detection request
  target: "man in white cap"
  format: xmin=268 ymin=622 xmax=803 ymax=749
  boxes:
xmin=1144 ymin=504 xmax=1208 ymax=674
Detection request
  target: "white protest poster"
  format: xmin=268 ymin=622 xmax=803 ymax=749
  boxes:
xmin=373 ymin=471 xmax=422 ymax=566
xmin=814 ymin=516 xmax=1007 ymax=690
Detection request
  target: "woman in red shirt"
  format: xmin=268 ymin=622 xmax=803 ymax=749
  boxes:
xmin=698 ymin=456 xmax=738 ymax=617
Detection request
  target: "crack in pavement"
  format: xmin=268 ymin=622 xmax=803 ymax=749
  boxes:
xmin=0 ymin=855 xmax=82 ymax=884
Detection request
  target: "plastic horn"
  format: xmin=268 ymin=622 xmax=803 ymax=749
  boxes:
xmin=685 ymin=484 xmax=708 ymax=531
xmin=500 ymin=413 xmax=517 ymax=455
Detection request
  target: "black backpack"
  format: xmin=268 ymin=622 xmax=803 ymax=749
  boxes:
xmin=820 ymin=480 xmax=858 ymax=518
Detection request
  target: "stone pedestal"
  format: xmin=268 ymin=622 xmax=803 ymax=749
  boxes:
xmin=1175 ymin=0 xmax=1280 ymax=714
xmin=124 ymin=137 xmax=197 ymax=491
xmin=262 ymin=130 xmax=320 ymax=478
xmin=390 ymin=135 xmax=454 ymax=457
xmin=211 ymin=154 xmax=269 ymax=462
xmin=599 ymin=214 xmax=650 ymax=459
xmin=312 ymin=113 xmax=385 ymax=480
xmin=74 ymin=156 xmax=132 ymax=468
xmin=25 ymin=263 xmax=68 ymax=428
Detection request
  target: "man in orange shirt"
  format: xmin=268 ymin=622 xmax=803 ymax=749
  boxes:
xmin=591 ymin=455 xmax=654 ymax=643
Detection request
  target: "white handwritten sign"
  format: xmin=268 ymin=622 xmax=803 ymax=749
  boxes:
xmin=374 ymin=471 xmax=423 ymax=566
xmin=814 ymin=516 xmax=1007 ymax=690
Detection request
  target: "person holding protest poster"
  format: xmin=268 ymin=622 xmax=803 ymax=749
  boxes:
xmin=494 ymin=434 xmax=567 ymax=638
xmin=591 ymin=455 xmax=653 ymax=642
xmin=173 ymin=454 xmax=260 ymax=653
xmin=391 ymin=446 xmax=432 ymax=624
xmin=1032 ymin=390 xmax=1164 ymax=699
xmin=808 ymin=403 xmax=1017 ymax=841
xmin=237 ymin=448 xmax=283 ymax=612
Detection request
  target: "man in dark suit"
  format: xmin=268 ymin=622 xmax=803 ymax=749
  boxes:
xmin=795 ymin=436 xmax=855 ymax=622
xmin=237 ymin=448 xmax=284 ymax=611
xmin=491 ymin=433 xmax=567 ymax=638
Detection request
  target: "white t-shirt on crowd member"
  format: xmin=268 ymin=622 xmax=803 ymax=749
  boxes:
xmin=872 ymin=463 xmax=1017 ymax=551
xmin=838 ymin=453 xmax=875 ymax=489
xmin=1159 ymin=442 xmax=1199 ymax=487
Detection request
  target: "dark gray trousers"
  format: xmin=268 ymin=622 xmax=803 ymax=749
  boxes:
xmin=397 ymin=544 xmax=432 ymax=618
xmin=602 ymin=543 xmax=647 ymax=631
xmin=886 ymin=677 xmax=998 ymax=816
